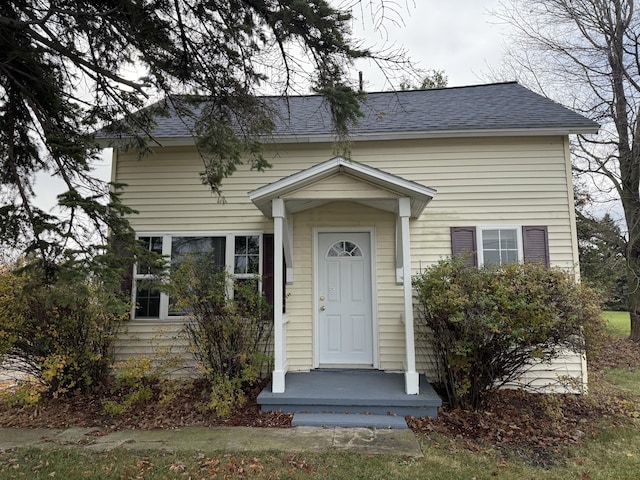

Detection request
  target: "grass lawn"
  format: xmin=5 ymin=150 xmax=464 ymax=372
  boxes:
xmin=602 ymin=310 xmax=631 ymax=338
xmin=601 ymin=311 xmax=640 ymax=407
xmin=605 ymin=367 xmax=640 ymax=396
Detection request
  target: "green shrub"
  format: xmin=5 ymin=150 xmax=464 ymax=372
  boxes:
xmin=102 ymin=357 xmax=155 ymax=415
xmin=171 ymin=252 xmax=273 ymax=416
xmin=414 ymin=257 xmax=604 ymax=409
xmin=0 ymin=257 xmax=128 ymax=397
xmin=0 ymin=382 xmax=44 ymax=408
xmin=198 ymin=374 xmax=247 ymax=418
xmin=0 ymin=262 xmax=23 ymax=358
xmin=102 ymin=355 xmax=183 ymax=415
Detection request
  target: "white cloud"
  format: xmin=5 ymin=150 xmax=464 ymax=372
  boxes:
xmin=351 ymin=0 xmax=510 ymax=89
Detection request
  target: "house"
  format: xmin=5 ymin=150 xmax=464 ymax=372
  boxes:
xmin=103 ymin=82 xmax=598 ymax=421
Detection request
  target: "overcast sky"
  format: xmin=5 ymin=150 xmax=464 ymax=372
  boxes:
xmin=33 ymin=1 xmax=510 ymax=213
xmin=350 ymin=0 xmax=509 ymax=89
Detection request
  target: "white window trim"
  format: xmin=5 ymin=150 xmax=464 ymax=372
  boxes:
xmin=132 ymin=232 xmax=263 ymax=321
xmin=232 ymin=234 xmax=263 ymax=279
xmin=476 ymin=225 xmax=523 ymax=267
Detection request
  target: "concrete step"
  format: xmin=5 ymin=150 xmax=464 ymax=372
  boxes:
xmin=263 ymin=402 xmax=439 ymax=417
xmin=292 ymin=413 xmax=408 ymax=429
xmin=258 ymin=371 xmax=442 ymax=419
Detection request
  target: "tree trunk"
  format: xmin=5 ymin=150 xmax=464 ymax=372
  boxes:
xmin=630 ymin=285 xmax=640 ymax=342
xmin=627 ymin=250 xmax=640 ymax=341
xmin=630 ymin=311 xmax=640 ymax=342
xmin=621 ymin=184 xmax=640 ymax=341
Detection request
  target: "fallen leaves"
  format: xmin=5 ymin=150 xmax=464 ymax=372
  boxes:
xmin=0 ymin=378 xmax=292 ymax=431
xmin=181 ymin=455 xmax=267 ymax=478
xmin=410 ymin=386 xmax=602 ymax=465
xmin=409 ymin=336 xmax=640 ymax=465
xmin=0 ymin=335 xmax=637 ymax=473
xmin=284 ymin=454 xmax=314 ymax=475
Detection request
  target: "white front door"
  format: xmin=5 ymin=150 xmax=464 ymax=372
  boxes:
xmin=317 ymin=232 xmax=374 ymax=366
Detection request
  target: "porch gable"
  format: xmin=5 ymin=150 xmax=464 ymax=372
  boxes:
xmin=249 ymin=157 xmax=437 ymax=395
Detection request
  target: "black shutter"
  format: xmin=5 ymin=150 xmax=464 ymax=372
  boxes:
xmin=122 ymin=263 xmax=134 ymax=297
xmin=523 ymin=226 xmax=550 ymax=267
xmin=112 ymin=233 xmax=134 ymax=296
xmin=262 ymin=234 xmax=275 ymax=308
xmin=451 ymin=226 xmax=478 ymax=266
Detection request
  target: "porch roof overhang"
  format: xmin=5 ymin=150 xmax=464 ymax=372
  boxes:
xmin=248 ymin=156 xmax=437 ymax=218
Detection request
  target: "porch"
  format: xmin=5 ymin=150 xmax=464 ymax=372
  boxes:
xmin=257 ymin=370 xmax=442 ymax=429
xmin=248 ymin=157 xmax=438 ymax=396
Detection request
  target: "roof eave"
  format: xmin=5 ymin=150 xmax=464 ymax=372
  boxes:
xmin=98 ymin=125 xmax=599 ymax=149
xmin=248 ymin=156 xmax=437 ymax=219
xmin=268 ymin=126 xmax=599 ymax=143
xmin=94 ymin=136 xmax=197 ymax=148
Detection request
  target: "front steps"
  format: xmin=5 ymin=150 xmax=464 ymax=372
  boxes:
xmin=291 ymin=412 xmax=409 ymax=429
xmin=258 ymin=370 xmax=441 ymax=428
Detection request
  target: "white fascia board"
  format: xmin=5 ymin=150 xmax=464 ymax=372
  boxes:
xmin=249 ymin=156 xmax=436 ymax=204
xmin=343 ymin=160 xmax=437 ymax=199
xmin=248 ymin=156 xmax=437 ymax=218
xmin=263 ymin=126 xmax=599 ymax=143
xmin=95 ymin=136 xmax=197 ymax=149
xmin=99 ymin=125 xmax=599 ymax=149
xmin=249 ymin=157 xmax=344 ymax=203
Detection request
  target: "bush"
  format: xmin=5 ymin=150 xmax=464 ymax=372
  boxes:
xmin=0 ymin=382 xmax=44 ymax=408
xmin=200 ymin=373 xmax=248 ymax=417
xmin=0 ymin=257 xmax=128 ymax=397
xmin=101 ymin=357 xmax=155 ymax=415
xmin=0 ymin=262 xmax=24 ymax=358
xmin=102 ymin=356 xmax=182 ymax=415
xmin=171 ymin=252 xmax=273 ymax=415
xmin=414 ymin=257 xmax=604 ymax=410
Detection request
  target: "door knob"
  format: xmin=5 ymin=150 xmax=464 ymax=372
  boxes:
xmin=320 ymin=306 xmax=326 ymax=311
xmin=320 ymin=296 xmax=325 ymax=301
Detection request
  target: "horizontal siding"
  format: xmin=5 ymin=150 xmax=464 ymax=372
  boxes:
xmin=114 ymin=321 xmax=197 ymax=377
xmin=284 ymin=173 xmax=398 ymax=200
xmin=504 ymin=349 xmax=587 ymax=394
xmin=115 ymin=135 xmax=576 ymax=270
xmin=416 ymin=339 xmax=586 ymax=393
xmin=116 ymin=135 xmax=580 ymax=388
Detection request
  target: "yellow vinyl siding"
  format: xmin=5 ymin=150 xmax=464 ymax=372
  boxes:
xmin=283 ymin=173 xmax=398 ymax=200
xmin=504 ymin=349 xmax=587 ymax=394
xmin=115 ymin=147 xmax=271 ymax=232
xmin=114 ymin=320 xmax=195 ymax=375
xmin=116 ymin=137 xmax=576 ymax=270
xmin=114 ymin=135 xmax=580 ymax=382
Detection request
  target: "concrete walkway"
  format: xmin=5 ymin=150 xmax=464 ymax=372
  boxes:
xmin=0 ymin=426 xmax=423 ymax=457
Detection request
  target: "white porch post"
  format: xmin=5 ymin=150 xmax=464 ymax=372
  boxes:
xmin=272 ymin=198 xmax=287 ymax=393
xmin=399 ymin=197 xmax=419 ymax=395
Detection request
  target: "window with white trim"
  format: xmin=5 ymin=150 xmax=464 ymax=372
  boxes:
xmin=134 ymin=236 xmax=164 ymax=318
xmin=451 ymin=225 xmax=549 ymax=267
xmin=132 ymin=233 xmax=262 ymax=319
xmin=233 ymin=235 xmax=260 ymax=300
xmin=476 ymin=226 xmax=523 ymax=266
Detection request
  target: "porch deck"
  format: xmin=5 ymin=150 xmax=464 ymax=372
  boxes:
xmin=257 ymin=370 xmax=442 ymax=421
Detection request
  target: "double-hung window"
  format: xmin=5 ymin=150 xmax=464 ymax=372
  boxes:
xmin=451 ymin=225 xmax=549 ymax=267
xmin=134 ymin=236 xmax=164 ymax=318
xmin=233 ymin=235 xmax=260 ymax=298
xmin=477 ymin=226 xmax=523 ymax=266
xmin=132 ymin=233 xmax=263 ymax=320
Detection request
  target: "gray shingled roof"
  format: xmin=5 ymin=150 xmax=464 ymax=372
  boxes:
xmin=103 ymin=82 xmax=598 ymax=140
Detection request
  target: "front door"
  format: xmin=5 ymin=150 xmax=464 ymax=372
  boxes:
xmin=317 ymin=232 xmax=374 ymax=366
